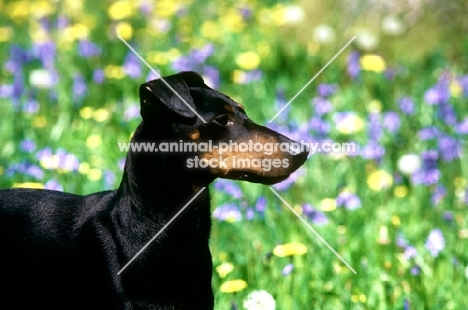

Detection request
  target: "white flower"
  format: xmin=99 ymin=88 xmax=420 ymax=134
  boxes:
xmin=355 ymin=30 xmax=379 ymax=51
xmin=29 ymin=69 xmax=56 ymax=89
xmin=313 ymin=24 xmax=336 ymax=45
xmin=397 ymin=154 xmax=421 ymax=175
xmin=381 ymin=15 xmax=406 ymax=36
xmin=243 ymin=290 xmax=276 ymax=310
xmin=283 ymin=5 xmax=305 ymax=24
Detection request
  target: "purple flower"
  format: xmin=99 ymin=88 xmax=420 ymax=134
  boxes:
xmin=411 ymin=150 xmax=440 ymax=185
xmin=78 ymin=40 xmax=101 ymax=58
xmin=438 ymin=102 xmax=457 ymax=125
xmin=438 ymin=135 xmax=460 ymax=162
xmin=124 ymin=104 xmax=140 ymax=121
xmin=45 ymin=179 xmax=63 ymax=191
xmin=312 ymin=97 xmax=332 ymax=116
xmin=361 ymin=142 xmax=385 ymax=161
xmin=282 ymin=263 xmax=294 ymax=276
xmin=255 ymin=196 xmax=267 ymax=213
xmin=213 ymin=203 xmax=242 ymax=222
xmin=23 ymin=99 xmax=39 ymax=114
xmin=424 ymin=84 xmax=450 ymax=105
xmin=418 ymin=126 xmax=439 ymax=140
xmin=246 ymin=208 xmax=254 ymax=220
xmin=317 ymin=83 xmax=338 ymax=98
xmin=403 ymin=246 xmax=417 ymax=260
xmin=458 ymin=74 xmax=468 ymax=96
xmin=431 ymin=185 xmax=446 ymax=205
xmin=123 ymin=52 xmax=142 ymax=78
xmin=6 ymin=162 xmax=44 ymax=179
xmin=367 ymin=113 xmax=382 ymax=142
xmin=410 ymin=265 xmax=420 ymax=275
xmin=19 ymin=139 xmax=36 ymax=152
xmin=32 ymin=41 xmax=56 ymax=70
xmin=442 ymin=211 xmax=453 ymax=223
xmin=347 ymin=51 xmax=360 ymax=79
xmin=73 ymin=74 xmax=87 ymax=100
xmin=383 ymin=112 xmax=400 ymax=133
xmin=0 ymin=84 xmax=13 ymax=98
xmin=273 ymin=167 xmax=305 ymax=191
xmin=336 ymin=192 xmax=361 ymax=210
xmin=213 ymin=180 xmax=243 ymax=199
xmin=425 ymin=229 xmax=445 ymax=257
xmin=93 ymin=69 xmax=105 ymax=84
xmin=171 ymin=44 xmax=214 ymax=72
xmin=455 ymin=117 xmax=468 ymax=134
xmin=104 ymin=170 xmax=116 ymax=188
xmin=398 ymin=97 xmax=415 ymax=115
xmin=202 ymin=66 xmax=220 ymax=89
xmin=302 ymin=203 xmax=328 ymax=225
xmin=118 ymin=158 xmax=126 ymax=170
xmin=238 ymin=6 xmax=252 ymax=19
xmin=308 ymin=116 xmax=330 ymax=136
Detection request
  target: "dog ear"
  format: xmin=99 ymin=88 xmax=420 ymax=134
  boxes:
xmin=139 ymin=71 xmax=207 ymax=123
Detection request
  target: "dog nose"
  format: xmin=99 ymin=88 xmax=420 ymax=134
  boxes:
xmin=287 ymin=142 xmax=309 ymax=156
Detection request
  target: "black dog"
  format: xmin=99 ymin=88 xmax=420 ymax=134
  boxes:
xmin=0 ymin=71 xmax=308 ymax=309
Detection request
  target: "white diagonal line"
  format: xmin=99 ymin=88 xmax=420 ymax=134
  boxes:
xmin=268 ymin=187 xmax=357 ymax=274
xmin=117 ymin=35 xmax=207 ymax=123
xmin=117 ymin=187 xmax=206 ymax=275
xmin=268 ymin=36 xmax=356 ymax=123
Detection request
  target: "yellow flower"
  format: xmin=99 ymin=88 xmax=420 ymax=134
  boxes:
xmin=6 ymin=1 xmax=29 ymax=21
xmin=29 ymin=1 xmax=55 ymax=17
xmin=394 ymin=185 xmax=408 ymax=198
xmin=232 ymin=70 xmax=248 ymax=84
xmin=116 ymin=22 xmax=133 ymax=40
xmin=154 ymin=0 xmax=179 ymax=18
xmin=360 ymin=54 xmax=386 ymax=72
xmin=224 ymin=9 xmax=245 ymax=32
xmin=216 ymin=262 xmax=234 ymax=278
xmin=0 ymin=27 xmax=13 ymax=42
xmin=273 ymin=242 xmax=307 ymax=257
xmin=320 ymin=198 xmax=336 ymax=212
xmin=87 ymin=168 xmax=102 ymax=181
xmin=377 ymin=225 xmax=390 ymax=245
xmin=33 ymin=115 xmax=47 ymax=128
xmin=201 ymin=21 xmax=220 ymax=40
xmin=80 ymin=107 xmax=94 ymax=119
xmin=93 ymin=108 xmax=110 ymax=122
xmin=40 ymin=155 xmax=59 ymax=170
xmin=104 ymin=65 xmax=125 ymax=79
xmin=236 ymin=52 xmax=261 ymax=70
xmin=87 ymin=135 xmax=102 ymax=149
xmin=367 ymin=170 xmax=393 ymax=191
xmin=108 ymin=1 xmax=134 ymax=20
xmin=450 ymin=82 xmax=463 ymax=98
xmin=220 ymin=279 xmax=247 ymax=293
xmin=79 ymin=162 xmax=90 ymax=174
xmin=13 ymin=182 xmax=44 ymax=189
xmin=335 ymin=113 xmax=365 ymax=135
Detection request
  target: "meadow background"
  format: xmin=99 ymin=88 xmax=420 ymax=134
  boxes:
xmin=1 ymin=0 xmax=468 ymax=309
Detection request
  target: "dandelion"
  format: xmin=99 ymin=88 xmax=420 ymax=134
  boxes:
xmin=236 ymin=52 xmax=261 ymax=70
xmin=108 ymin=1 xmax=134 ymax=20
xmin=360 ymin=54 xmax=386 ymax=72
xmin=243 ymin=290 xmax=276 ymax=310
xmin=273 ymin=242 xmax=307 ymax=257
xmin=367 ymin=170 xmax=393 ymax=191
xmin=425 ymin=229 xmax=445 ymax=257
xmin=220 ymin=279 xmax=247 ymax=293
xmin=13 ymin=182 xmax=44 ymax=189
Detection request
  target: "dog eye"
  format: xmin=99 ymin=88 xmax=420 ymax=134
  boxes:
xmin=213 ymin=115 xmax=233 ymax=126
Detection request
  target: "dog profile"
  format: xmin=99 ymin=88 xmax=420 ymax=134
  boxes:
xmin=0 ymin=71 xmax=308 ymax=309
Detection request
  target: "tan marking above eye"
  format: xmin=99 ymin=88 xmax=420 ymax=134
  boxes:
xmin=190 ymin=130 xmax=200 ymax=140
xmin=224 ymin=105 xmax=235 ymax=112
xmin=237 ymin=103 xmax=245 ymax=110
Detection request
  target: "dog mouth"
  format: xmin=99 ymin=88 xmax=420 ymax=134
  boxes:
xmin=224 ymin=170 xmax=294 ymax=185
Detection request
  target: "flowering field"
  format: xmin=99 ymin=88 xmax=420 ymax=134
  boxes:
xmin=1 ymin=0 xmax=468 ymax=309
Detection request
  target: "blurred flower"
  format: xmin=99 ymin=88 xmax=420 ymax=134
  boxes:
xmin=0 ymin=84 xmax=13 ymax=98
xmin=313 ymin=24 xmax=336 ymax=45
xmin=236 ymin=51 xmax=261 ymax=70
xmin=104 ymin=170 xmax=116 ymax=188
xmin=418 ymin=126 xmax=439 ymax=140
xmin=273 ymin=242 xmax=307 ymax=257
xmin=334 ymin=112 xmax=365 ymax=134
xmin=220 ymin=279 xmax=247 ymax=293
xmin=360 ymin=54 xmax=386 ymax=72
xmin=377 ymin=225 xmax=390 ymax=245
xmin=93 ymin=69 xmax=105 ymax=84
xmin=202 ymin=66 xmax=220 ymax=89
xmin=243 ymin=290 xmax=276 ymax=310
xmin=213 ymin=203 xmax=242 ymax=222
xmin=397 ymin=154 xmax=421 ymax=175
xmin=23 ymin=99 xmax=39 ymax=114
xmin=115 ymin=22 xmax=133 ymax=40
xmin=312 ymin=97 xmax=332 ymax=116
xmin=411 ymin=150 xmax=440 ymax=185
xmin=438 ymin=135 xmax=460 ymax=162
xmin=430 ymin=185 xmax=447 ymax=207
xmin=246 ymin=208 xmax=254 ymax=220
xmin=425 ymin=229 xmax=445 ymax=257
xmin=124 ymin=104 xmax=140 ymax=121
xmin=355 ymin=30 xmax=379 ymax=51
xmin=383 ymin=112 xmax=400 ymax=133
xmin=403 ymin=246 xmax=417 ymax=260
xmin=454 ymin=118 xmax=468 ymax=134
xmin=20 ymin=139 xmax=36 ymax=152
xmin=6 ymin=162 xmax=44 ymax=179
xmin=13 ymin=182 xmax=44 ymax=189
xmin=78 ymin=40 xmax=101 ymax=58
xmin=282 ymin=263 xmax=294 ymax=276
xmin=73 ymin=74 xmax=87 ymax=101
xmin=381 ymin=15 xmax=406 ymax=36
xmin=283 ymin=5 xmax=305 ymax=24
xmin=255 ymin=197 xmax=267 ymax=213
xmin=87 ymin=134 xmax=102 ymax=149
xmin=347 ymin=51 xmax=360 ymax=79
xmin=214 ymin=179 xmax=243 ymax=198
xmin=123 ymin=52 xmax=142 ymax=78
xmin=44 ymin=179 xmax=63 ymax=191
xmin=232 ymin=70 xmax=262 ymax=85
xmin=108 ymin=1 xmax=134 ymax=20
xmin=29 ymin=69 xmax=56 ymax=88
xmin=367 ymin=170 xmax=393 ymax=191
xmin=361 ymin=142 xmax=385 ymax=161
xmin=308 ymin=116 xmax=331 ymax=136
xmin=272 ymin=167 xmax=305 ymax=191
xmin=424 ymin=84 xmax=450 ymax=105
xmin=336 ymin=191 xmax=361 ymax=210
xmin=172 ymin=44 xmax=214 ymax=72
xmin=438 ymin=102 xmax=457 ymax=125
xmin=394 ymin=185 xmax=408 ymax=198
xmin=216 ymin=262 xmax=234 ymax=278
xmin=32 ymin=41 xmax=56 ymax=70
xmin=302 ymin=203 xmax=328 ymax=225
xmin=410 ymin=265 xmax=420 ymax=276
xmin=398 ymin=97 xmax=415 ymax=115
xmin=320 ymin=198 xmax=336 ymax=212
xmin=317 ymin=84 xmax=338 ymax=98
